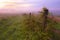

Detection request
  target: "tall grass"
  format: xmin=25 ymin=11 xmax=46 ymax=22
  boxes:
xmin=0 ymin=8 xmax=60 ymax=40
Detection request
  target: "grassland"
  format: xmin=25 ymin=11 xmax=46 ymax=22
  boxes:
xmin=0 ymin=13 xmax=60 ymax=40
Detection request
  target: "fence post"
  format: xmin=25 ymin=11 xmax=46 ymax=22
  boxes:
xmin=42 ymin=8 xmax=49 ymax=31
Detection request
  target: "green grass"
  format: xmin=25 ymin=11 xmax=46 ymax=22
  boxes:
xmin=54 ymin=23 xmax=60 ymax=30
xmin=0 ymin=14 xmax=60 ymax=40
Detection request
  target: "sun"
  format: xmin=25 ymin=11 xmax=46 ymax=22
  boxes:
xmin=0 ymin=0 xmax=11 ymax=8
xmin=0 ymin=2 xmax=6 ymax=8
xmin=0 ymin=0 xmax=33 ymax=9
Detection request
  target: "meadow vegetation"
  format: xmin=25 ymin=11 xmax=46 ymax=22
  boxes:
xmin=0 ymin=8 xmax=60 ymax=40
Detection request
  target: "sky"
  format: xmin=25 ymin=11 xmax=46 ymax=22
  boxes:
xmin=0 ymin=0 xmax=60 ymax=13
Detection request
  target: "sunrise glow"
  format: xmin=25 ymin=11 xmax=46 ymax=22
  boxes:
xmin=0 ymin=0 xmax=10 ymax=8
xmin=0 ymin=0 xmax=60 ymax=13
xmin=0 ymin=0 xmax=33 ymax=9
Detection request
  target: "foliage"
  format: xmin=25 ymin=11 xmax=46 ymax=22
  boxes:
xmin=0 ymin=9 xmax=60 ymax=40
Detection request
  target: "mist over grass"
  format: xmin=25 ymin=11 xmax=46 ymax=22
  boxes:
xmin=0 ymin=8 xmax=60 ymax=40
xmin=0 ymin=11 xmax=60 ymax=40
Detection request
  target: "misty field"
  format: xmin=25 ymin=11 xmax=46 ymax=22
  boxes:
xmin=0 ymin=13 xmax=60 ymax=40
xmin=0 ymin=8 xmax=60 ymax=40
